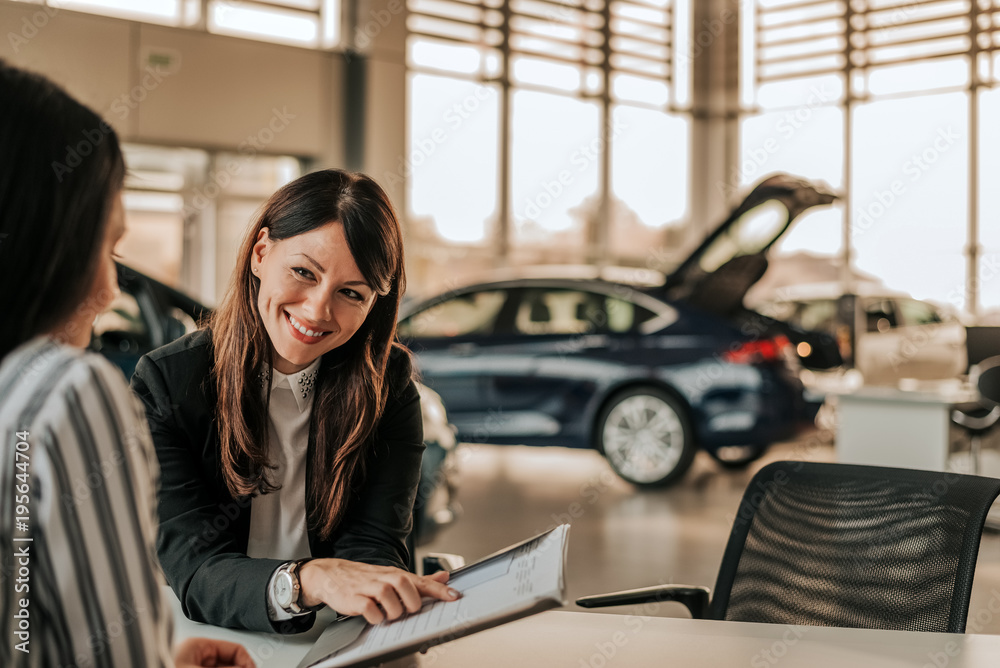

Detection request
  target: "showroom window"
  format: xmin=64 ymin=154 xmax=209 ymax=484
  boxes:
xmin=119 ymin=144 xmax=301 ymax=306
xmin=742 ymin=0 xmax=1000 ymax=317
xmin=405 ymin=0 xmax=692 ymax=273
xmin=10 ymin=0 xmax=340 ymax=48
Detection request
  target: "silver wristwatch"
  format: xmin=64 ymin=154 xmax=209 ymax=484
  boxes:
xmin=273 ymin=558 xmax=313 ymax=615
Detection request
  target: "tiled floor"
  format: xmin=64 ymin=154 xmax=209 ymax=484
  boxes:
xmin=418 ymin=435 xmax=1000 ymax=635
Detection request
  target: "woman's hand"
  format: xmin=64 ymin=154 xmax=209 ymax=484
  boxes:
xmin=174 ymin=638 xmax=255 ymax=668
xmin=299 ymin=559 xmax=460 ymax=624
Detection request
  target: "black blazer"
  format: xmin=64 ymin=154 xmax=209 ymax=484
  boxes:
xmin=130 ymin=329 xmax=424 ymax=633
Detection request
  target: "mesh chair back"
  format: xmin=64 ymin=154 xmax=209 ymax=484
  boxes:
xmin=710 ymin=461 xmax=1000 ymax=632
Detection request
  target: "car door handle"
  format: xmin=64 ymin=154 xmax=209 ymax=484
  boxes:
xmin=449 ymin=342 xmax=479 ymax=356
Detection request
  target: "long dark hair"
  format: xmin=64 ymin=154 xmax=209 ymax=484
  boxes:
xmin=210 ymin=169 xmax=409 ymax=539
xmin=0 ymin=60 xmax=125 ymax=360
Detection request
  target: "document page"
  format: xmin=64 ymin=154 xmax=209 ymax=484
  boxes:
xmin=302 ymin=524 xmax=569 ymax=668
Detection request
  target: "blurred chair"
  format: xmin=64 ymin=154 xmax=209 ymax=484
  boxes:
xmin=964 ymin=327 xmax=1000 ymax=372
xmin=577 ymin=461 xmax=1000 ymax=633
xmin=951 ymin=355 xmax=1000 ymax=475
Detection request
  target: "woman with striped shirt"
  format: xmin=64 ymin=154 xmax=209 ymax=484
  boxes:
xmin=0 ymin=61 xmax=252 ymax=668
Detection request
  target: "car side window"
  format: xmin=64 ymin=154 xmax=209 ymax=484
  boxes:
xmin=398 ymin=290 xmax=507 ymax=339
xmin=513 ymin=289 xmax=652 ymax=335
xmin=864 ymin=299 xmax=898 ymax=333
xmin=607 ymin=297 xmax=655 ymax=332
xmin=796 ymin=299 xmax=838 ymax=332
xmin=897 ymin=298 xmax=943 ymax=326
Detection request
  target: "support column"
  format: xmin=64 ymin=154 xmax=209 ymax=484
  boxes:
xmin=967 ymin=0 xmax=982 ymax=321
xmin=969 ymin=84 xmax=980 ymax=321
xmin=688 ymin=0 xmax=741 ymax=247
xmin=351 ymin=0 xmax=408 ymax=210
xmin=495 ymin=0 xmax=512 ymax=264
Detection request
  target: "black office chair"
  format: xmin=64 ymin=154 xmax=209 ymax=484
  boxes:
xmin=577 ymin=461 xmax=1000 ymax=633
xmin=982 ymin=356 xmax=1000 ymax=406
xmin=952 ymin=355 xmax=1000 ymax=475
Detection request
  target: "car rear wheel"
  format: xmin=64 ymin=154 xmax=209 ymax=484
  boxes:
xmin=597 ymin=387 xmax=695 ymax=487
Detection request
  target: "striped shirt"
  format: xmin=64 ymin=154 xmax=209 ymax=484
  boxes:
xmin=0 ymin=337 xmax=173 ymax=668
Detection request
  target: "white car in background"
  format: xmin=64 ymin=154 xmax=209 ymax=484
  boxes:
xmin=755 ymin=281 xmax=967 ymax=386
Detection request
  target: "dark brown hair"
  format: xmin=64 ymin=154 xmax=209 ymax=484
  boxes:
xmin=0 ymin=60 xmax=125 ymax=359
xmin=210 ymin=169 xmax=408 ymax=539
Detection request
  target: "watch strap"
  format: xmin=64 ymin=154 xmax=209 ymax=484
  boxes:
xmin=280 ymin=558 xmax=326 ymax=615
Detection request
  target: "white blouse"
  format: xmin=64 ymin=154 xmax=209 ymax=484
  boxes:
xmin=246 ymin=357 xmax=321 ymax=620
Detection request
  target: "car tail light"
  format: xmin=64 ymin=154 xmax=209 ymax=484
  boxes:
xmin=723 ymin=335 xmax=792 ymax=365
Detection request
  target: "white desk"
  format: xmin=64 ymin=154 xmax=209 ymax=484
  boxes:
xmin=168 ymin=589 xmax=336 ymax=667
xmin=836 ymin=384 xmax=977 ymax=471
xmin=170 ymin=590 xmax=1000 ymax=667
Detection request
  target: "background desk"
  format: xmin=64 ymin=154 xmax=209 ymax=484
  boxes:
xmin=836 ymin=384 xmax=977 ymax=471
xmin=169 ymin=589 xmax=1000 ymax=667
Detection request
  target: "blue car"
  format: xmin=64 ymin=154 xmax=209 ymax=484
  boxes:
xmin=397 ymin=174 xmax=841 ymax=486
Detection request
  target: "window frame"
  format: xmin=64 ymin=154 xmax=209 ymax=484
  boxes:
xmin=743 ymin=0 xmax=996 ymax=318
xmin=405 ymin=0 xmax=693 ymax=265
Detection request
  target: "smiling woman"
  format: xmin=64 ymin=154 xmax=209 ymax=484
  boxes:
xmin=251 ymin=222 xmax=376 ymax=372
xmin=130 ymin=169 xmax=459 ymax=634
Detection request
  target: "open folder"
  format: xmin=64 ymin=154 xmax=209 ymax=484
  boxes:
xmin=296 ymin=524 xmax=570 ymax=668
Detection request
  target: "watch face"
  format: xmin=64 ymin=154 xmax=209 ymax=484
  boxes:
xmin=275 ymin=572 xmax=294 ymax=608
